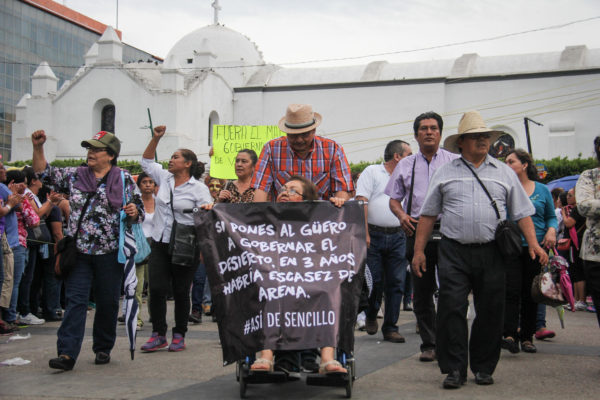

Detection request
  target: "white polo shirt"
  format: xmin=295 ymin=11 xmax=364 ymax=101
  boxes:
xmin=355 ymin=163 xmax=401 ymax=228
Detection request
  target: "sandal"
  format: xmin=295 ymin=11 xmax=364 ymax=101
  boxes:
xmin=250 ymin=357 xmax=274 ymax=372
xmin=521 ymin=341 xmax=537 ymax=353
xmin=318 ymin=360 xmax=347 ymax=375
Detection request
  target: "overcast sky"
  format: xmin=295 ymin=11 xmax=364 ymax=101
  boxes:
xmin=65 ymin=0 xmax=600 ymax=67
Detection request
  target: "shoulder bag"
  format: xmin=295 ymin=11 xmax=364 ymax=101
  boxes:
xmin=531 ymin=250 xmax=571 ymax=308
xmin=460 ymin=158 xmax=522 ymax=258
xmin=168 ymin=189 xmax=199 ymax=267
xmin=27 ymin=219 xmax=51 ymax=246
xmin=54 ymin=194 xmax=93 ymax=278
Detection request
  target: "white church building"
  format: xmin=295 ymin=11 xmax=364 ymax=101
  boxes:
xmin=11 ymin=22 xmax=600 ymax=163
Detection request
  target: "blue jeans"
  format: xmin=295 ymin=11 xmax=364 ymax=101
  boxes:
xmin=4 ymin=245 xmax=28 ymax=322
xmin=536 ymin=303 xmax=547 ymax=331
xmin=366 ymin=230 xmax=408 ymax=333
xmin=191 ymin=262 xmax=206 ymax=312
xmin=57 ymin=251 xmax=122 ymax=361
xmin=18 ymin=245 xmax=38 ymax=316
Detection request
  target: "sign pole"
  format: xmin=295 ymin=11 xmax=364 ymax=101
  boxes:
xmin=147 ymin=108 xmax=157 ymax=161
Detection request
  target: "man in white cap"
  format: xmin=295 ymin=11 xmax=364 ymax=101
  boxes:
xmin=412 ymin=110 xmax=548 ymax=389
xmin=251 ymin=104 xmax=354 ymax=201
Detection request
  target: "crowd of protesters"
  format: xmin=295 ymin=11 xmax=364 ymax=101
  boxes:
xmin=0 ymin=103 xmax=599 ymax=390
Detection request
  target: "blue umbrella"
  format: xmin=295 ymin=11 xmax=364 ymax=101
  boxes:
xmin=546 ymin=175 xmax=580 ymax=191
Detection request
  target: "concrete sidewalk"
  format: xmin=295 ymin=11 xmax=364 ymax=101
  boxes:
xmin=0 ymin=301 xmax=598 ymax=399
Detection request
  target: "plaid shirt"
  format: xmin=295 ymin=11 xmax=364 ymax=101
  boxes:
xmin=251 ymin=135 xmax=354 ymax=200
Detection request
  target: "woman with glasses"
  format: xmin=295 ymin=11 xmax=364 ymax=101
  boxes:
xmin=252 ymin=176 xmax=345 ymax=373
xmin=31 ymin=130 xmax=143 ymax=371
xmin=201 ymin=175 xmax=346 ymax=373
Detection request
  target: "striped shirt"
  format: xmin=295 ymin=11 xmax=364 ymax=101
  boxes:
xmin=420 ymin=155 xmax=534 ymax=244
xmin=251 ymin=135 xmax=354 ymax=200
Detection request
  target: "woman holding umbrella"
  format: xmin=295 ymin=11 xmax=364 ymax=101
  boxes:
xmin=31 ymin=130 xmax=144 ymax=371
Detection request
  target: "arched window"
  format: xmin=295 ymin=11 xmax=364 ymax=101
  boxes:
xmin=93 ymin=99 xmax=115 ymax=134
xmin=208 ymin=111 xmax=219 ymax=146
xmin=101 ymin=105 xmax=115 ymax=133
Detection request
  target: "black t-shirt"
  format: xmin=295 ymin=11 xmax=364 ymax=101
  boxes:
xmin=569 ymin=206 xmax=586 ymax=243
xmin=45 ymin=205 xmax=63 ymax=241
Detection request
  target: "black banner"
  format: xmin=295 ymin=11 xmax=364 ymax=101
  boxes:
xmin=195 ymin=201 xmax=366 ymax=365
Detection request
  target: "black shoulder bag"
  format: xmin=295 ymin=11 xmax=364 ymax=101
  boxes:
xmin=168 ymin=189 xmax=199 ymax=267
xmin=55 ymin=193 xmax=94 ymax=278
xmin=460 ymin=158 xmax=522 ymax=258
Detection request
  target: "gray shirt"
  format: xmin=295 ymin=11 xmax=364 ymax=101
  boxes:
xmin=420 ymin=155 xmax=534 ymax=244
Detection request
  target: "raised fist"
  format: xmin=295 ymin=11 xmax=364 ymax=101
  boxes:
xmin=153 ymin=125 xmax=166 ymax=139
xmin=31 ymin=130 xmax=46 ymax=147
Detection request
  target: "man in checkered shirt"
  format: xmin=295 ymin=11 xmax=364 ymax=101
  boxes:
xmin=251 ymin=104 xmax=354 ymax=202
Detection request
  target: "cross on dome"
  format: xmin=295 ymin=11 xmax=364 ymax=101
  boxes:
xmin=212 ymin=0 xmax=221 ymax=25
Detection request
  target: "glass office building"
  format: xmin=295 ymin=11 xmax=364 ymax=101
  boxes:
xmin=0 ymin=0 xmax=161 ymax=160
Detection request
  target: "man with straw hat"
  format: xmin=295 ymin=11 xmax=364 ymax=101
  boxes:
xmin=412 ymin=110 xmax=548 ymax=389
xmin=251 ymin=104 xmax=354 ymax=202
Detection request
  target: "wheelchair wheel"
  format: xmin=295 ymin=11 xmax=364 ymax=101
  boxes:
xmin=345 ymin=359 xmax=355 ymax=398
xmin=239 ymin=362 xmax=249 ymax=398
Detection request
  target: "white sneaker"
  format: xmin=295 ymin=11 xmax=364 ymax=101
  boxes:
xmin=356 ymin=311 xmax=366 ymax=330
xmin=18 ymin=313 xmax=45 ymax=325
xmin=575 ymin=301 xmax=587 ymax=311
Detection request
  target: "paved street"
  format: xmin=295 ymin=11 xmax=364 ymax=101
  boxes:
xmin=1 ymin=301 xmax=598 ymax=400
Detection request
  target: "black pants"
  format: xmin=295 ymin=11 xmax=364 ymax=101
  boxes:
xmin=406 ymin=237 xmax=438 ymax=352
xmin=504 ymin=248 xmax=541 ymax=342
xmin=436 ymin=238 xmax=505 ymax=377
xmin=148 ymin=242 xmax=196 ymax=337
xmin=583 ymin=260 xmax=600 ymax=327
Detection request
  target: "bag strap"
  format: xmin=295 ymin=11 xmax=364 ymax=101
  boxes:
xmin=406 ymin=157 xmax=417 ymax=216
xmin=459 ymin=157 xmax=501 ymax=220
xmin=73 ymin=172 xmax=109 ymax=241
xmin=120 ymin=170 xmax=126 ymax=207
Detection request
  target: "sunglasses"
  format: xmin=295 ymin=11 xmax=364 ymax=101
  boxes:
xmin=86 ymin=147 xmax=107 ymax=153
xmin=209 ymin=183 xmax=222 ymax=189
xmin=463 ymin=132 xmax=492 ymax=140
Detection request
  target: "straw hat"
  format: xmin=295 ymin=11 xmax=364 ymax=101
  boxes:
xmin=278 ymin=104 xmax=322 ymax=134
xmin=443 ymin=111 xmax=504 ymax=153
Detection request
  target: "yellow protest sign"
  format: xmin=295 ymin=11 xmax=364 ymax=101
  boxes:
xmin=210 ymin=125 xmax=284 ymax=179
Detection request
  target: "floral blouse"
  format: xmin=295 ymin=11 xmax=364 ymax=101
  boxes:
xmin=42 ymin=165 xmax=144 ymax=255
xmin=15 ymin=197 xmax=40 ymax=248
xmin=222 ymin=181 xmax=255 ymax=203
xmin=576 ymin=167 xmax=600 ymax=262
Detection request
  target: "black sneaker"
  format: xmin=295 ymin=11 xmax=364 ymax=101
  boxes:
xmin=49 ymin=355 xmax=75 ymax=371
xmin=189 ymin=310 xmax=202 ymax=324
xmin=95 ymin=352 xmax=111 ymax=365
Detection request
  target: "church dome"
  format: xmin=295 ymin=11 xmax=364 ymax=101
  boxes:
xmin=166 ymin=24 xmax=264 ymax=68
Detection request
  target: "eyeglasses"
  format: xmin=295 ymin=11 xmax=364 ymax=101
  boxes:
xmin=86 ymin=147 xmax=107 ymax=153
xmin=281 ymin=187 xmax=305 ymax=198
xmin=209 ymin=184 xmax=222 ymax=190
xmin=463 ymin=132 xmax=492 ymax=140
